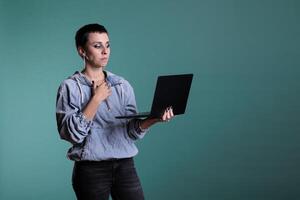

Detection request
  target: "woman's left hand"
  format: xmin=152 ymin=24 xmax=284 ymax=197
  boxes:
xmin=139 ymin=107 xmax=175 ymax=130
xmin=160 ymin=106 xmax=174 ymax=122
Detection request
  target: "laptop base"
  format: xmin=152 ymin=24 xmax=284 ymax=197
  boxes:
xmin=115 ymin=112 xmax=150 ymax=119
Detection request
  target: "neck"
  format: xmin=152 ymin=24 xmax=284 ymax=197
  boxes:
xmin=82 ymin=67 xmax=105 ymax=82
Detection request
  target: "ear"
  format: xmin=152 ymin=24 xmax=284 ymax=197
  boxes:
xmin=77 ymin=46 xmax=85 ymax=58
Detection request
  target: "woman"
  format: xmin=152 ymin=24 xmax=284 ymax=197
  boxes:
xmin=56 ymin=23 xmax=174 ymax=200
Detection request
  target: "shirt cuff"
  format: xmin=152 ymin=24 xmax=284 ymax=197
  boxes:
xmin=77 ymin=112 xmax=93 ymax=128
xmin=137 ymin=119 xmax=149 ymax=133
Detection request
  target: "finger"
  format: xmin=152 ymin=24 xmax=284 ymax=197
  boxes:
xmin=169 ymin=107 xmax=174 ymax=117
xmin=162 ymin=110 xmax=167 ymax=121
xmin=165 ymin=108 xmax=172 ymax=120
xmin=164 ymin=107 xmax=171 ymax=120
xmin=97 ymin=81 xmax=105 ymax=88
xmin=162 ymin=113 xmax=166 ymax=121
xmin=166 ymin=109 xmax=171 ymax=119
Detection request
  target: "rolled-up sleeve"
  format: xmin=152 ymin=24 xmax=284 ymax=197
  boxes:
xmin=127 ymin=119 xmax=148 ymax=140
xmin=56 ymin=82 xmax=92 ymax=144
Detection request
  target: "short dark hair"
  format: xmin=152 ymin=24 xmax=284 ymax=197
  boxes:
xmin=75 ymin=23 xmax=108 ymax=48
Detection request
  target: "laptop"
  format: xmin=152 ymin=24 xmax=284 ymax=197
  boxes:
xmin=115 ymin=73 xmax=193 ymax=119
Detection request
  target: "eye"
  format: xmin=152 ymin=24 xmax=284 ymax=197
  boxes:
xmin=94 ymin=44 xmax=104 ymax=49
xmin=106 ymin=43 xmax=110 ymax=48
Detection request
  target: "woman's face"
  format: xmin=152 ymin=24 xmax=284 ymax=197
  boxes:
xmin=82 ymin=32 xmax=110 ymax=68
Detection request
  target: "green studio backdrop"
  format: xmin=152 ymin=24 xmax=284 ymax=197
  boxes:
xmin=1 ymin=0 xmax=300 ymax=199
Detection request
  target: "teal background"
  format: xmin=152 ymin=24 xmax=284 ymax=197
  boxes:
xmin=1 ymin=0 xmax=299 ymax=199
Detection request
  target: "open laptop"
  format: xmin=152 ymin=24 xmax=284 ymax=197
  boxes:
xmin=115 ymin=73 xmax=193 ymax=119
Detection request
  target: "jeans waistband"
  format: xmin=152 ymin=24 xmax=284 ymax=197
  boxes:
xmin=75 ymin=157 xmax=133 ymax=165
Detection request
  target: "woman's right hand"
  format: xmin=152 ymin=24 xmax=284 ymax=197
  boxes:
xmin=82 ymin=81 xmax=112 ymax=120
xmin=92 ymin=81 xmax=112 ymax=103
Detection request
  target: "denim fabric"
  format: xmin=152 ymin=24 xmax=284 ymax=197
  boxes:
xmin=56 ymin=71 xmax=148 ymax=161
xmin=72 ymin=158 xmax=145 ymax=200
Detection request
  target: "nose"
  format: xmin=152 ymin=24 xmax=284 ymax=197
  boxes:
xmin=102 ymin=46 xmax=108 ymax=55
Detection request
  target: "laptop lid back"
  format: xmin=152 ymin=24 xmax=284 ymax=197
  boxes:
xmin=149 ymin=74 xmax=193 ymax=117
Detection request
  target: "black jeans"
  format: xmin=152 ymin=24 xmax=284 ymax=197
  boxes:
xmin=72 ymin=157 xmax=145 ymax=200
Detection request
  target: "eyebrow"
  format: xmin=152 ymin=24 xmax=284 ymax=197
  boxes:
xmin=92 ymin=41 xmax=110 ymax=44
